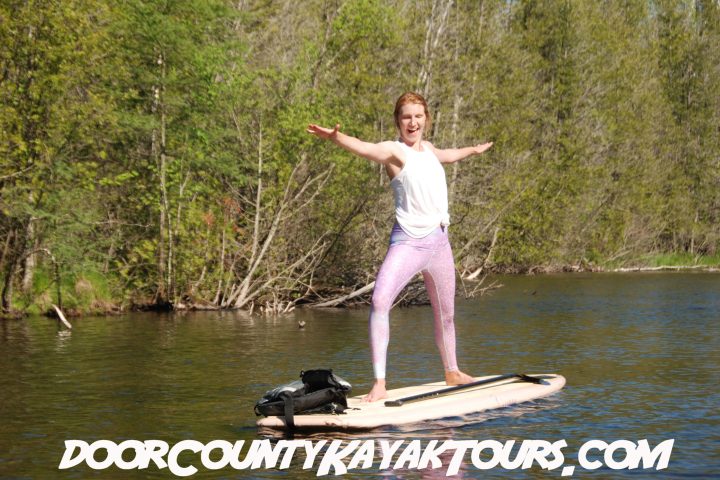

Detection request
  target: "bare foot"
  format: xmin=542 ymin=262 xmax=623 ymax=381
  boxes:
xmin=445 ymin=370 xmax=475 ymax=386
xmin=362 ymin=379 xmax=389 ymax=402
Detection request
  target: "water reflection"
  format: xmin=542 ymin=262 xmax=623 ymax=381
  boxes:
xmin=54 ymin=329 xmax=72 ymax=353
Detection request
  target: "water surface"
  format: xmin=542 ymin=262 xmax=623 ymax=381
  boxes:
xmin=1 ymin=272 xmax=718 ymax=478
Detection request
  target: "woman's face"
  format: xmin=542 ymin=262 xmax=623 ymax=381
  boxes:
xmin=397 ymin=103 xmax=426 ymax=145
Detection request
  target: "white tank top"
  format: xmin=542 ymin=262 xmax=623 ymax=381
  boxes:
xmin=390 ymin=141 xmax=450 ymax=238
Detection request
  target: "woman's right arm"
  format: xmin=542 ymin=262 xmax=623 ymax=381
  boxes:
xmin=307 ymin=124 xmax=401 ymax=165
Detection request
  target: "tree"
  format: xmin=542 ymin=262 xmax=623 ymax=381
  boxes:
xmin=0 ymin=0 xmax=114 ymax=312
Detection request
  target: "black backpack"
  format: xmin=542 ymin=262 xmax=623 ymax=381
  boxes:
xmin=254 ymin=369 xmax=352 ymax=429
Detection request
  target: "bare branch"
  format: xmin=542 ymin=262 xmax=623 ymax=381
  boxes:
xmin=0 ymin=165 xmax=34 ymax=181
xmin=310 ymin=281 xmax=376 ymax=308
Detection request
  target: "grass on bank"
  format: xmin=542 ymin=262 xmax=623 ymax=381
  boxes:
xmin=16 ymin=268 xmax=122 ymax=316
xmin=599 ymin=251 xmax=720 ymax=271
xmin=639 ymin=252 xmax=720 ymax=268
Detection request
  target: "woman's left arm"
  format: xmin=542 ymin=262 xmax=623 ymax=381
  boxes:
xmin=428 ymin=142 xmax=493 ymax=164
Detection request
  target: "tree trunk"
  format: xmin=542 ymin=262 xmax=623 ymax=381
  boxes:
xmin=1 ymin=228 xmax=20 ymax=312
xmin=449 ymin=94 xmax=461 ymax=206
xmin=154 ymin=50 xmax=170 ymax=305
xmin=21 ymin=220 xmax=35 ymax=293
xmin=1 ymin=260 xmax=17 ymax=313
xmin=417 ymin=0 xmax=454 ymax=97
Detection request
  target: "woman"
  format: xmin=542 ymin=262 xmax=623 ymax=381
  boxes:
xmin=307 ymin=92 xmax=493 ymax=402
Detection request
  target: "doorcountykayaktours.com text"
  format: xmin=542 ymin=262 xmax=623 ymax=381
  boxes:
xmin=59 ymin=438 xmax=674 ymax=477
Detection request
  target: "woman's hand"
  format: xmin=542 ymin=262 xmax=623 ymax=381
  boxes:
xmin=474 ymin=142 xmax=493 ymax=155
xmin=307 ymin=123 xmax=340 ymax=140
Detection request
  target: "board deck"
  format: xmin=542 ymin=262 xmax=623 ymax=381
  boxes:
xmin=256 ymin=373 xmax=565 ymax=431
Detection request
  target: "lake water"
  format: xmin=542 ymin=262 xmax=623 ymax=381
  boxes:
xmin=0 ymin=273 xmax=718 ymax=478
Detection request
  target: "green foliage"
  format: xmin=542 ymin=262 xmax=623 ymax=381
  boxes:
xmin=2 ymin=0 xmax=720 ymax=314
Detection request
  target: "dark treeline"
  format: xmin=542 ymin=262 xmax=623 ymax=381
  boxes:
xmin=1 ymin=0 xmax=719 ymax=315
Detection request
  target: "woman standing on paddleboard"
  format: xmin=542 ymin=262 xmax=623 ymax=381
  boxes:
xmin=307 ymin=92 xmax=493 ymax=402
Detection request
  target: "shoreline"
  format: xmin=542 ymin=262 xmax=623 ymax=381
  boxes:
xmin=3 ymin=265 xmax=718 ymax=320
xmin=516 ymin=264 xmax=720 ymax=274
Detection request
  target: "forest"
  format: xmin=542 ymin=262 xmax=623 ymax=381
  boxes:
xmin=1 ymin=0 xmax=719 ymax=316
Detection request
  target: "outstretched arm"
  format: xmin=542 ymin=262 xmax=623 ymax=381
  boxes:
xmin=430 ymin=142 xmax=494 ymax=164
xmin=307 ymin=124 xmax=401 ymax=165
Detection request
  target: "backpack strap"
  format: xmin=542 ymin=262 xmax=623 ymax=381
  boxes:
xmin=280 ymin=391 xmax=295 ymax=430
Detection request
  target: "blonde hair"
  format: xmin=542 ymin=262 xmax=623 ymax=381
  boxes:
xmin=393 ymin=92 xmax=431 ymax=131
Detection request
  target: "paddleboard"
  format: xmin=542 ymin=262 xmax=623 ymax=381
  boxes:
xmin=256 ymin=373 xmax=565 ymax=431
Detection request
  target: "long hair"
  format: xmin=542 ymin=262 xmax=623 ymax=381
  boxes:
xmin=393 ymin=92 xmax=431 ymax=131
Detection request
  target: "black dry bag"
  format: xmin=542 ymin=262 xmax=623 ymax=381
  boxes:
xmin=254 ymin=369 xmax=352 ymax=429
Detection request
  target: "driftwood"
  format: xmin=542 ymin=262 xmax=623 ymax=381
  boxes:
xmin=465 ymin=226 xmax=500 ymax=280
xmin=52 ymin=304 xmax=72 ymax=329
xmin=459 ymin=274 xmax=502 ymax=299
xmin=310 ymin=282 xmax=375 ymax=308
xmin=309 ymin=274 xmax=474 ymax=309
xmin=612 ymin=265 xmax=719 ymax=272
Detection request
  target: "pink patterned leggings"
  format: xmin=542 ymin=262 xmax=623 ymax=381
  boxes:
xmin=369 ymin=224 xmax=458 ymax=379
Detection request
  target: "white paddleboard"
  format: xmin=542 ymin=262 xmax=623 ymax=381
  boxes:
xmin=256 ymin=373 xmax=565 ymax=431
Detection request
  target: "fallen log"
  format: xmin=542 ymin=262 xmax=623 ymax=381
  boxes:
xmin=309 ymin=281 xmax=375 ymax=308
xmin=52 ymin=304 xmax=72 ymax=329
